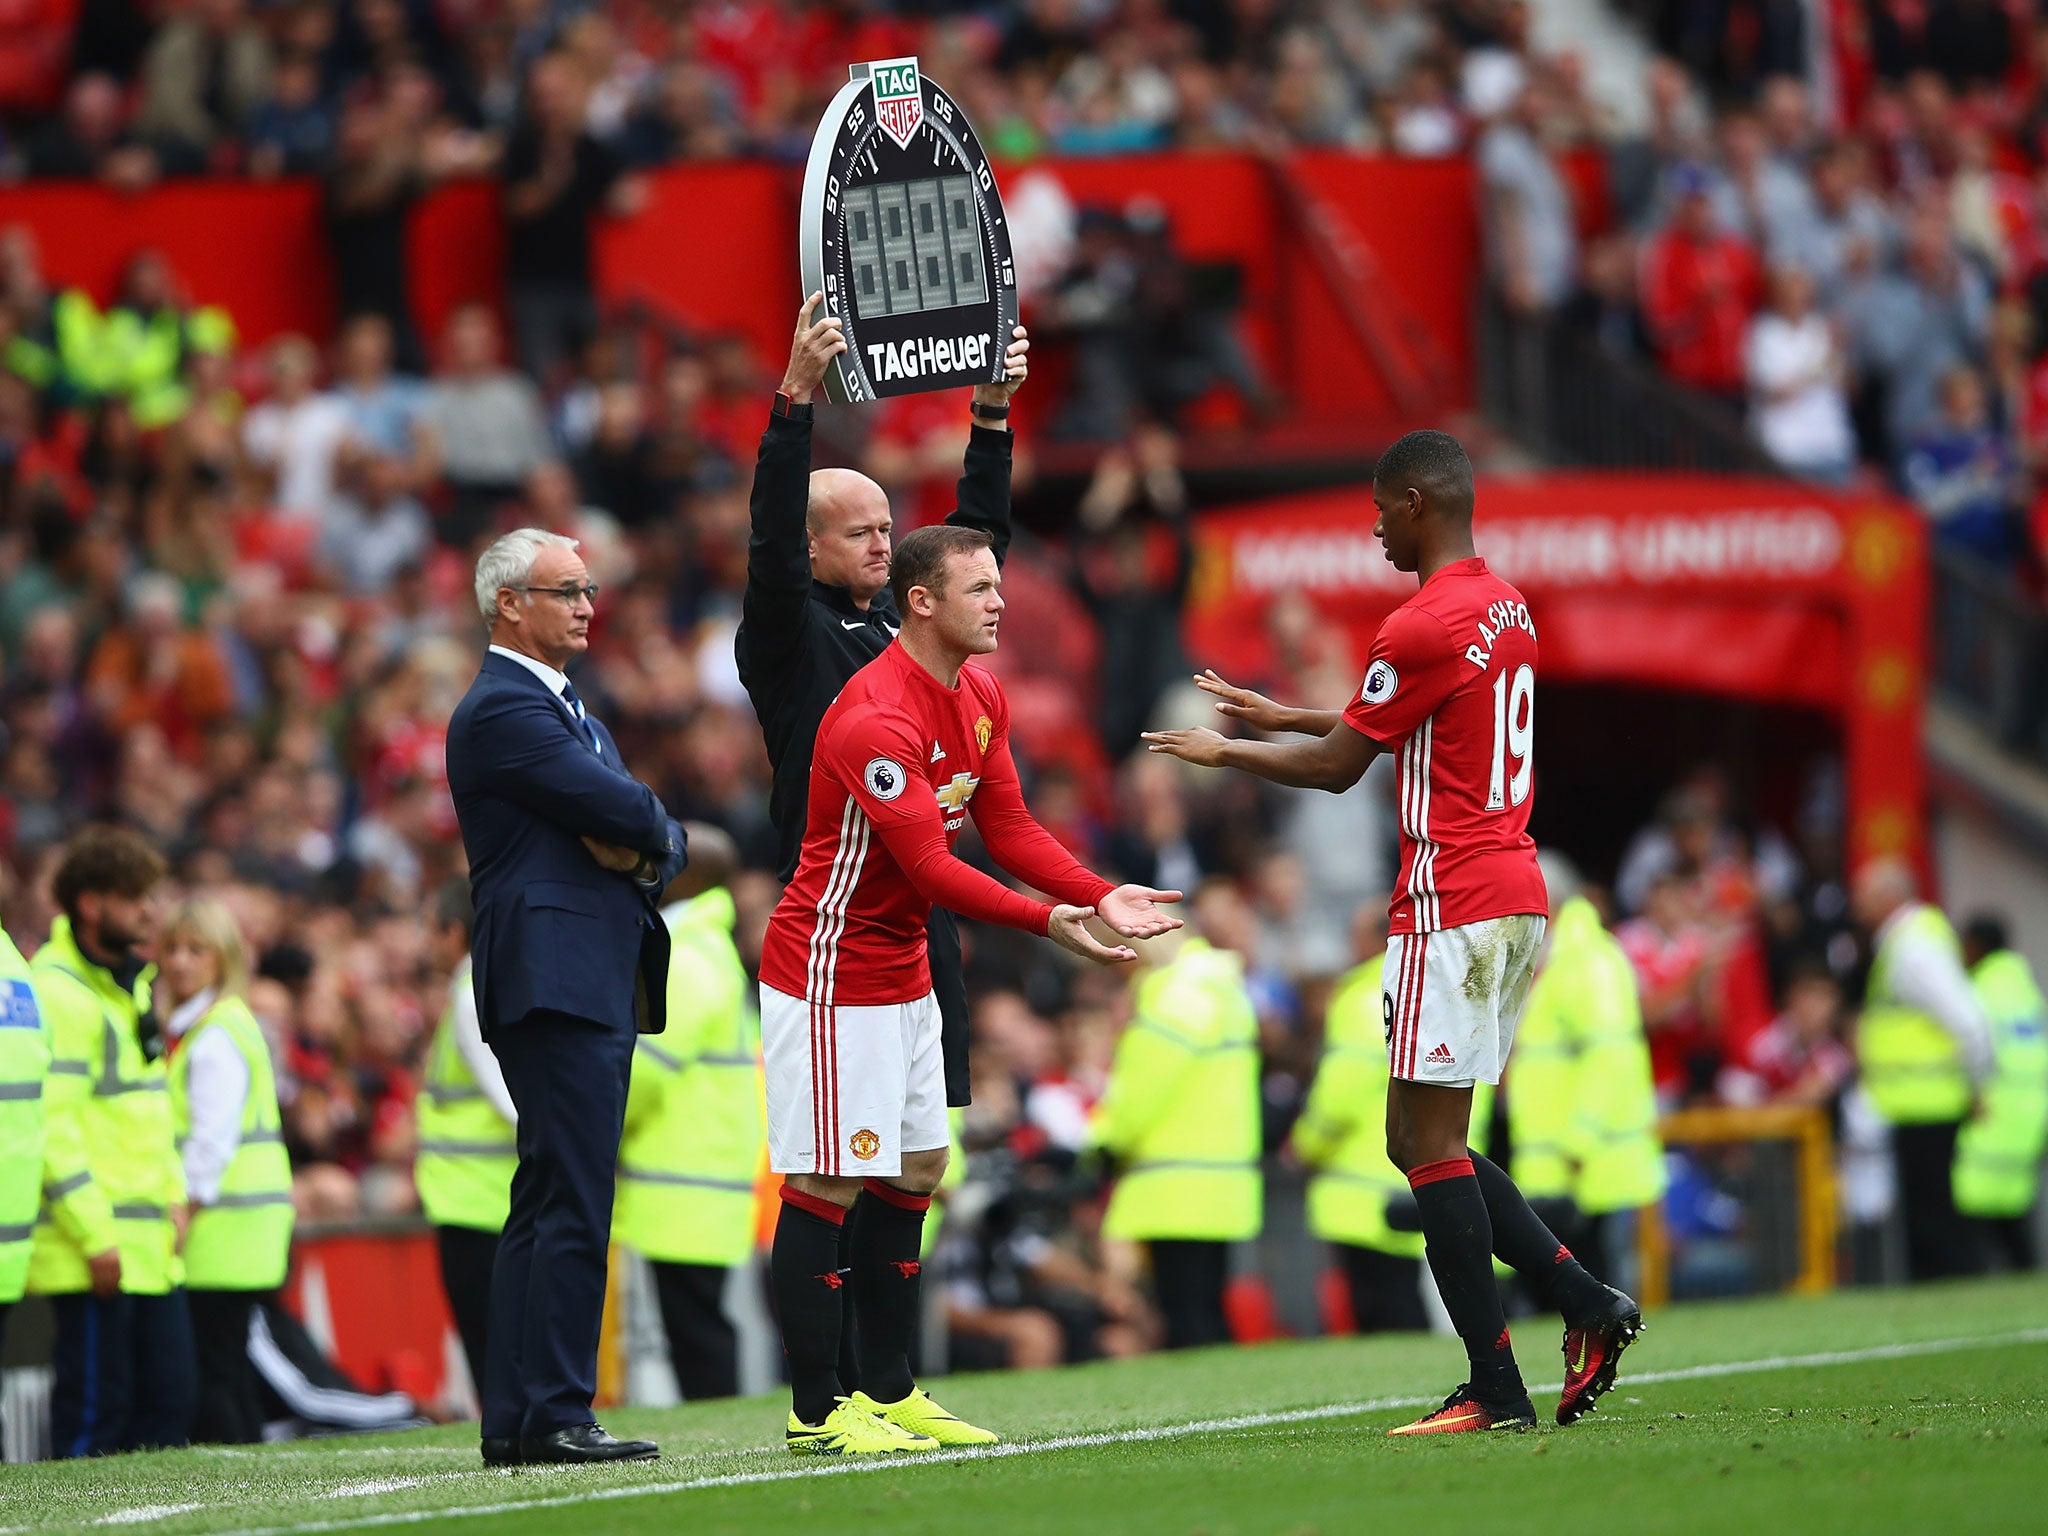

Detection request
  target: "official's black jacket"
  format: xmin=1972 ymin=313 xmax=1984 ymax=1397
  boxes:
xmin=734 ymin=402 xmax=1013 ymax=1102
xmin=736 ymin=404 xmax=1014 ymax=880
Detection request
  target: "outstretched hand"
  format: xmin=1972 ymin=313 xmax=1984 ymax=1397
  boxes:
xmin=1141 ymin=726 xmax=1231 ymax=767
xmin=1097 ymin=884 xmax=1184 ymax=940
xmin=1047 ymin=904 xmax=1138 ymax=966
xmin=780 ymin=291 xmax=847 ymax=404
xmin=1195 ymin=669 xmax=1291 ymax=733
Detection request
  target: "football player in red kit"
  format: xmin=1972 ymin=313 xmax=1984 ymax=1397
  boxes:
xmin=1145 ymin=430 xmax=1640 ymax=1435
xmin=761 ymin=523 xmax=1181 ymax=1455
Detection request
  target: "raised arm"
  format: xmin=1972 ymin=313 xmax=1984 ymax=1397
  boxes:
xmin=945 ymin=326 xmax=1030 ymax=565
xmin=740 ymin=295 xmax=842 ymax=685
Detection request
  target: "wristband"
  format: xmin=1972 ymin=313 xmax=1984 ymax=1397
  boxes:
xmin=773 ymin=390 xmax=814 ymax=421
xmin=969 ymin=400 xmax=1011 ymax=420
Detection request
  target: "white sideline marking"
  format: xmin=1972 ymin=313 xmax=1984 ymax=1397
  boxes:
xmin=318 ymin=1481 xmax=446 ymax=1501
xmin=92 ymin=1507 xmax=205 ymax=1525
xmin=55 ymin=1327 xmax=2048 ymax=1536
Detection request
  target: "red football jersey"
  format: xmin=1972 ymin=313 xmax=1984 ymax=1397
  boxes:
xmin=760 ymin=641 xmax=1113 ymax=1006
xmin=1342 ymin=557 xmax=1548 ymax=935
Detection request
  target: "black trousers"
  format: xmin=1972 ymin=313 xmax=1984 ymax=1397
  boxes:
xmin=1893 ymin=1120 xmax=1986 ymax=1281
xmin=1336 ymin=1244 xmax=1429 ymax=1334
xmin=187 ymin=1287 xmax=269 ymax=1445
xmin=435 ymin=1224 xmax=501 ymax=1403
xmin=1148 ymin=1240 xmax=1232 ymax=1350
xmin=50 ymin=1289 xmax=196 ymax=1457
xmin=651 ymin=1261 xmax=738 ymax=1401
xmin=483 ymin=1009 xmax=635 ymax=1439
xmin=1983 ymin=1215 xmax=2038 ymax=1271
xmin=929 ymin=907 xmax=971 ymax=1107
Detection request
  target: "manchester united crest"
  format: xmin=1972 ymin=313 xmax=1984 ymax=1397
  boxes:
xmin=870 ymin=57 xmax=923 ymax=150
xmin=849 ymin=1128 xmax=882 ymax=1161
xmin=974 ymin=714 xmax=993 ymax=752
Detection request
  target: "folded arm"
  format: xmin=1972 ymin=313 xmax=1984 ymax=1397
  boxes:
xmin=471 ymin=689 xmax=672 ymax=852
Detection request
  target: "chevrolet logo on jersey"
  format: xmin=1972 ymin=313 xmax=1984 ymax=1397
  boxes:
xmin=935 ymin=772 xmax=981 ymax=814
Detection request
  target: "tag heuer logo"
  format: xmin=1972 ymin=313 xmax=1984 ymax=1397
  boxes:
xmin=871 ymin=57 xmax=923 ymax=149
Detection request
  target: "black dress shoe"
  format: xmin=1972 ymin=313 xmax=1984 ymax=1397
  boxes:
xmin=480 ymin=1436 xmax=525 ymax=1467
xmin=521 ymin=1422 xmax=660 ymax=1464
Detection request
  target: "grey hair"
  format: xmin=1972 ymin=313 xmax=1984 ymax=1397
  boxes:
xmin=473 ymin=528 xmax=579 ymax=620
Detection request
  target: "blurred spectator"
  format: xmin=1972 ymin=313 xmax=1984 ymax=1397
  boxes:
xmin=1766 ymin=137 xmax=1895 ymax=303
xmin=245 ymin=48 xmax=336 ymax=180
xmin=1717 ymin=958 xmax=1853 ymax=1107
xmin=1839 ymin=215 xmax=1991 ymax=467
xmin=325 ymin=64 xmax=487 ymax=373
xmin=317 ymin=452 xmax=433 ymax=594
xmin=82 ymin=571 xmax=234 ymax=760
xmin=1642 ymin=164 xmax=1763 ymax=405
xmin=330 ymin=314 xmax=435 ymax=475
xmin=24 ymin=72 xmax=159 ymax=187
xmin=133 ymin=0 xmax=273 ymax=171
xmin=1902 ymin=365 xmax=2021 ymax=562
xmin=620 ymin=60 xmax=742 ymax=165
xmin=424 ymin=304 xmax=548 ymax=545
xmin=1476 ymin=76 xmax=1577 ymax=318
xmin=501 ymin=52 xmax=638 ymax=384
xmin=242 ymin=335 xmax=350 ymax=522
xmin=1562 ymin=231 xmax=1652 ymax=360
xmin=1744 ymin=262 xmax=1856 ymax=481
xmin=1069 ymin=437 xmax=1192 ymax=757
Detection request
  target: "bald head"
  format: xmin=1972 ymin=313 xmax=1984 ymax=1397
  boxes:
xmin=1850 ymin=856 xmax=1918 ymax=931
xmin=806 ymin=468 xmax=894 ymax=605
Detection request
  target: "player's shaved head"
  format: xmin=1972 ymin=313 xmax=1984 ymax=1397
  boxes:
xmin=1373 ymin=429 xmax=1475 ymax=522
xmin=806 ymin=467 xmax=894 ymax=604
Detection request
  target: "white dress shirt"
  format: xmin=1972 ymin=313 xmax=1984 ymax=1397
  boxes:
xmin=448 ymin=959 xmax=518 ymax=1125
xmin=166 ymin=989 xmax=247 ymax=1204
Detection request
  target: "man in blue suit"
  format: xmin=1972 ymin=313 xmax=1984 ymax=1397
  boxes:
xmin=446 ymin=528 xmax=687 ymax=1467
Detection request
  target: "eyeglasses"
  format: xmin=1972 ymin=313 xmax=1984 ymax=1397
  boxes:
xmin=510 ymin=584 xmax=601 ymax=605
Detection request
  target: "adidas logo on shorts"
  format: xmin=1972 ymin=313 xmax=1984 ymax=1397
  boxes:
xmin=1426 ymin=1042 xmax=1456 ymax=1065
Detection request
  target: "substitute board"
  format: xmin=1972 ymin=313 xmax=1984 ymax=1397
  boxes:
xmin=798 ymin=58 xmax=1017 ymax=403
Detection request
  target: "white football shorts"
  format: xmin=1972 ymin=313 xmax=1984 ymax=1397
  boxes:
xmin=761 ymin=984 xmax=948 ymax=1178
xmin=1382 ymin=913 xmax=1547 ymax=1087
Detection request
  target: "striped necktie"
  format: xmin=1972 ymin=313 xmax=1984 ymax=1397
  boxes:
xmin=560 ymin=681 xmax=600 ymax=754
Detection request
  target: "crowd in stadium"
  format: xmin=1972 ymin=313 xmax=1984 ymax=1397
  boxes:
xmin=0 ymin=2 xmax=2041 ymax=1405
xmin=1481 ymin=5 xmax=2048 ymax=575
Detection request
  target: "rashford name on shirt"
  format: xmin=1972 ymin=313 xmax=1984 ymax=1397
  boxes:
xmin=1462 ymin=598 xmax=1538 ymax=669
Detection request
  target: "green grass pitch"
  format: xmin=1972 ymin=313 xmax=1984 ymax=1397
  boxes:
xmin=3 ymin=1274 xmax=2044 ymax=1536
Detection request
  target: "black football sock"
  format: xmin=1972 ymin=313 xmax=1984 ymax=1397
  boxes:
xmin=1467 ymin=1149 xmax=1611 ymax=1322
xmin=1410 ymin=1156 xmax=1524 ymax=1403
xmin=836 ymin=1214 xmax=861 ymax=1393
xmin=849 ymin=1179 xmax=931 ymax=1404
xmin=771 ymin=1188 xmax=849 ymax=1426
